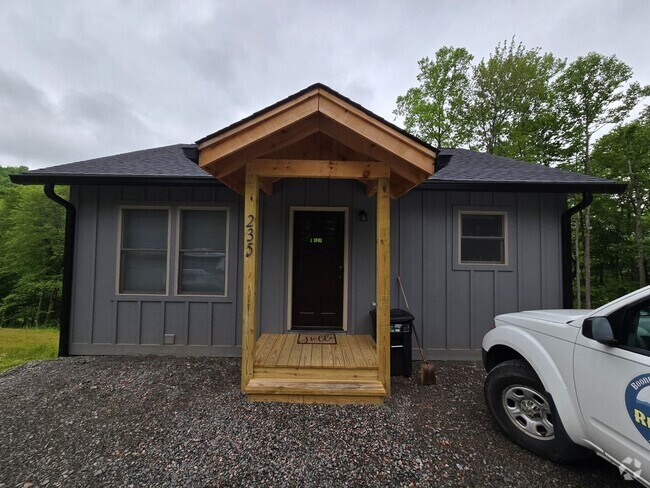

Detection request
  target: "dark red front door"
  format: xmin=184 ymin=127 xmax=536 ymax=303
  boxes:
xmin=291 ymin=210 xmax=345 ymax=330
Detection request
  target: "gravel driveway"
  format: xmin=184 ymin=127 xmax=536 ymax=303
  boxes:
xmin=0 ymin=357 xmax=629 ymax=487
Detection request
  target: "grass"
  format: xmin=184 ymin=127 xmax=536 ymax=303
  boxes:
xmin=0 ymin=327 xmax=59 ymax=373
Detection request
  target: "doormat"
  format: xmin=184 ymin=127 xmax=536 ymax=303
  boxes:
xmin=296 ymin=334 xmax=337 ymax=345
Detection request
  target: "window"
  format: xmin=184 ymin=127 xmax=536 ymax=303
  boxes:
xmin=610 ymin=298 xmax=650 ymax=354
xmin=459 ymin=212 xmax=507 ymax=265
xmin=178 ymin=209 xmax=228 ymax=295
xmin=119 ymin=208 xmax=169 ymax=294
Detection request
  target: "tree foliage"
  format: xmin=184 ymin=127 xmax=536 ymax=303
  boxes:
xmin=553 ymin=53 xmax=649 ymax=307
xmin=0 ymin=169 xmax=65 ymax=327
xmin=394 ymin=46 xmax=474 ymax=148
xmin=397 ymin=41 xmax=649 ymax=307
xmin=590 ymin=111 xmax=650 ymax=298
xmin=469 ymin=39 xmax=565 ymax=164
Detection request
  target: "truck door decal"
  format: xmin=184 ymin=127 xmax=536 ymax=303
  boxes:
xmin=626 ymin=374 xmax=650 ymax=445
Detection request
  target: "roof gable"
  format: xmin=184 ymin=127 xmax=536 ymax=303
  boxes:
xmin=196 ymin=84 xmax=437 ymax=198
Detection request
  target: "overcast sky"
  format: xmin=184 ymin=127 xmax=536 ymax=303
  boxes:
xmin=0 ymin=0 xmax=647 ymax=169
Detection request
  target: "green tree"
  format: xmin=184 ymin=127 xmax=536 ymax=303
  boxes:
xmin=469 ymin=38 xmax=565 ymax=164
xmin=591 ymin=111 xmax=650 ymax=289
xmin=0 ymin=171 xmax=66 ymax=327
xmin=0 ymin=166 xmax=28 ymax=195
xmin=554 ymin=53 xmax=649 ymax=307
xmin=394 ymin=46 xmax=474 ymax=148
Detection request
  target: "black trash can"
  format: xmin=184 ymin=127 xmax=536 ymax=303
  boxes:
xmin=370 ymin=308 xmax=414 ymax=377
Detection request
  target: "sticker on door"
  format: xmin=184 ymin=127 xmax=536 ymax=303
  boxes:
xmin=626 ymin=374 xmax=650 ymax=444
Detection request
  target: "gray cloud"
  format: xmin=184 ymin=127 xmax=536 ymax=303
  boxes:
xmin=0 ymin=0 xmax=648 ymax=168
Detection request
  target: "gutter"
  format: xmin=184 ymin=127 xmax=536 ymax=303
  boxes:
xmin=11 ymin=174 xmax=221 ymax=187
xmin=43 ymin=184 xmax=75 ymax=357
xmin=561 ymin=192 xmax=593 ymax=309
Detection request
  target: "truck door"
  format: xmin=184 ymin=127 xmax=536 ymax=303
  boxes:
xmin=574 ymin=296 xmax=650 ymax=482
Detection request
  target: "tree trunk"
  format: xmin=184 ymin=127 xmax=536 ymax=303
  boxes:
xmin=626 ymin=154 xmax=647 ymax=287
xmin=634 ymin=205 xmax=646 ymax=287
xmin=45 ymin=288 xmax=57 ymax=325
xmin=583 ymin=126 xmax=592 ymax=309
xmin=584 ymin=208 xmax=591 ymax=308
xmin=35 ymin=291 xmax=43 ymax=328
xmin=574 ymin=217 xmax=582 ymax=309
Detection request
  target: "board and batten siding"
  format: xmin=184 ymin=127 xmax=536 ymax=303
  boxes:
xmin=68 ymin=182 xmax=565 ymax=359
xmin=69 ymin=184 xmax=242 ymax=357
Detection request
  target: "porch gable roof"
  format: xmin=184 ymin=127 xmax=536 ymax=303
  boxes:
xmin=196 ymin=83 xmax=438 ymax=198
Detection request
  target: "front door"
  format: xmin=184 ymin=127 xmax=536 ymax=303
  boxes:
xmin=290 ymin=209 xmax=346 ymax=330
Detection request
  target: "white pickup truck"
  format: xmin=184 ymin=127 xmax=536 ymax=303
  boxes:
xmin=482 ymin=286 xmax=650 ymax=485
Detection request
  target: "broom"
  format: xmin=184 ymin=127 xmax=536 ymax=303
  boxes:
xmin=397 ymin=276 xmax=436 ymax=385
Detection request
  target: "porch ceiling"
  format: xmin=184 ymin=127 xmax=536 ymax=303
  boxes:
xmin=197 ymin=85 xmax=437 ymax=198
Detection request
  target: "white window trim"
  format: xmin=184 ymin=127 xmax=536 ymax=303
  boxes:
xmin=286 ymin=206 xmax=349 ymax=331
xmin=115 ymin=205 xmax=172 ymax=296
xmin=175 ymin=206 xmax=230 ymax=298
xmin=457 ymin=210 xmax=509 ymax=266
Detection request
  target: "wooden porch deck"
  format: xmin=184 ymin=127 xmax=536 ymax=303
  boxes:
xmin=244 ymin=333 xmax=386 ymax=404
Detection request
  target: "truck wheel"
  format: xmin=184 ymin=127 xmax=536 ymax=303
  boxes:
xmin=484 ymin=359 xmax=590 ymax=463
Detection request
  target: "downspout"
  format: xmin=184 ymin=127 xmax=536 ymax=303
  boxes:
xmin=561 ymin=192 xmax=593 ymax=309
xmin=44 ymin=184 xmax=76 ymax=357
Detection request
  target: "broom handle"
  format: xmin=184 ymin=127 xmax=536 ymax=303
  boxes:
xmin=397 ymin=276 xmax=411 ymax=311
xmin=397 ymin=276 xmax=427 ymax=364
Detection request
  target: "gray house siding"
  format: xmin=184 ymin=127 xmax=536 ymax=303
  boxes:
xmin=69 ymin=184 xmax=242 ymax=357
xmin=68 ymin=182 xmax=565 ymax=359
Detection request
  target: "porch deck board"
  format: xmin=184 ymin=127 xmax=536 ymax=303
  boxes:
xmin=254 ymin=334 xmax=378 ymax=369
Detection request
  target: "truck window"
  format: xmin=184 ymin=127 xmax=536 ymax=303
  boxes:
xmin=620 ymin=298 xmax=650 ymax=353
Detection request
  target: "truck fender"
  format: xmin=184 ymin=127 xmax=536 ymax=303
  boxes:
xmin=483 ymin=325 xmax=588 ymax=445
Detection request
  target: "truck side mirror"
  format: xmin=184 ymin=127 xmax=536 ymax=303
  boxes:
xmin=582 ymin=317 xmax=617 ymax=345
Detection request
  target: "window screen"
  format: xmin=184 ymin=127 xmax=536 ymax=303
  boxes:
xmin=178 ymin=209 xmax=228 ymax=295
xmin=119 ymin=209 xmax=169 ymax=293
xmin=459 ymin=212 xmax=506 ymax=264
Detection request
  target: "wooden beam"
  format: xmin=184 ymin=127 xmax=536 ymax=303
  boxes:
xmin=246 ymin=159 xmax=390 ymax=179
xmin=318 ymin=92 xmax=435 ymax=173
xmin=376 ymin=177 xmax=390 ymax=395
xmin=200 ymin=115 xmax=321 ymax=179
xmin=241 ymin=173 xmax=260 ymax=390
xmin=389 ymin=173 xmax=418 ymax=199
xmin=319 ymin=116 xmax=429 ymax=188
xmin=365 ymin=179 xmax=378 ymax=197
xmin=259 ymin=177 xmax=275 ymax=195
xmin=199 ymin=94 xmax=319 ymax=168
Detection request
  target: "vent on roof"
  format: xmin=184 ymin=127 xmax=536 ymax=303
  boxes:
xmin=435 ymin=154 xmax=452 ymax=172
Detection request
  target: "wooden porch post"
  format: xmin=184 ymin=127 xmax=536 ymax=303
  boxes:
xmin=376 ymin=177 xmax=390 ymax=394
xmin=241 ymin=172 xmax=260 ymax=390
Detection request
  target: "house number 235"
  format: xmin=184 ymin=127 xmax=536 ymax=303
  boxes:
xmin=245 ymin=215 xmax=255 ymax=257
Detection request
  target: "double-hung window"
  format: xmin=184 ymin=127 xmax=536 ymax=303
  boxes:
xmin=119 ymin=208 xmax=169 ymax=294
xmin=178 ymin=209 xmax=228 ymax=295
xmin=459 ymin=212 xmax=507 ymax=265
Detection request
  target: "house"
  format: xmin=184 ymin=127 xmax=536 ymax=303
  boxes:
xmin=11 ymin=84 xmax=625 ymax=404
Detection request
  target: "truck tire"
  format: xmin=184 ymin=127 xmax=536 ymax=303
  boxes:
xmin=484 ymin=359 xmax=591 ymax=463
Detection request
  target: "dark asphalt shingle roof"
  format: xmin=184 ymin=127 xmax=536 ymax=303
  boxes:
xmin=23 ymin=144 xmax=211 ymax=179
xmin=430 ymin=148 xmax=616 ymax=185
xmin=11 ymin=143 xmax=625 ymax=193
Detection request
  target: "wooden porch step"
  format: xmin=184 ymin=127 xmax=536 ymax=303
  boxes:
xmin=253 ymin=366 xmax=378 ymax=381
xmin=244 ymin=378 xmax=387 ymax=397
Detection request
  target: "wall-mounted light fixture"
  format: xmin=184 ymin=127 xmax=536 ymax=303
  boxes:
xmin=358 ymin=210 xmax=368 ymax=222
